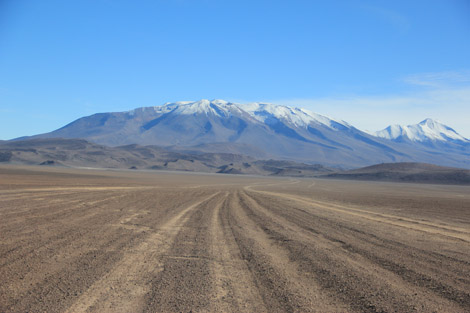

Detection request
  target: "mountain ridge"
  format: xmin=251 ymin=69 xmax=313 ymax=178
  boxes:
xmin=375 ymin=118 xmax=469 ymax=143
xmin=15 ymin=99 xmax=470 ymax=169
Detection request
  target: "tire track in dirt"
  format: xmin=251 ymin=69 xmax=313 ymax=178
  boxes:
xmin=1 ymin=187 xmax=217 ymax=312
xmin=247 ymin=188 xmax=470 ymax=242
xmin=2 ymin=168 xmax=470 ymax=313
xmin=65 ymin=191 xmax=220 ymax=313
xmin=245 ymin=190 xmax=470 ymax=271
xmin=0 ymin=190 xmax=134 ymax=267
xmin=228 ymin=191 xmax=348 ymax=313
xmin=1 ymin=189 xmax=167 ymax=312
xmin=244 ymin=188 xmax=470 ymax=284
xmin=142 ymin=192 xmax=227 ymax=312
xmin=241 ymin=189 xmax=469 ymax=312
xmin=208 ymin=192 xmax=267 ymax=312
xmin=0 ymin=190 xmax=131 ymax=235
xmin=0 ymin=186 xmax=154 ymax=194
xmin=3 ymin=232 xmax=140 ymax=313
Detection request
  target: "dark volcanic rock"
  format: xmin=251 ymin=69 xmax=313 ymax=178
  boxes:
xmin=0 ymin=151 xmax=12 ymax=162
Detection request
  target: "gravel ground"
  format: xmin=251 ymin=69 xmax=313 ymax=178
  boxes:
xmin=1 ymin=165 xmax=469 ymax=313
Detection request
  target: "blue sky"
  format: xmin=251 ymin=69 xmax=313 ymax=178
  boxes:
xmin=1 ymin=0 xmax=469 ymax=139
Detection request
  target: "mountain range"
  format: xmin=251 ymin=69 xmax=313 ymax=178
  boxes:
xmin=15 ymin=99 xmax=470 ymax=169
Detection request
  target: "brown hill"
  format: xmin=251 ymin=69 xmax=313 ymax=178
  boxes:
xmin=0 ymin=138 xmax=333 ymax=177
xmin=324 ymin=162 xmax=470 ymax=185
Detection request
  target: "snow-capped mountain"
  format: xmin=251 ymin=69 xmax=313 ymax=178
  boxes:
xmin=375 ymin=118 xmax=469 ymax=143
xmin=19 ymin=99 xmax=470 ymax=168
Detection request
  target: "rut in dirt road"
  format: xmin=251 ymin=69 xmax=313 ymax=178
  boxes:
xmin=1 ymin=167 xmax=469 ymax=313
xmin=66 ymin=192 xmax=222 ymax=313
xmin=239 ymin=190 xmax=469 ymax=312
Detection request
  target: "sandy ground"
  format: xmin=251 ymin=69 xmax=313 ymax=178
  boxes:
xmin=0 ymin=165 xmax=469 ymax=313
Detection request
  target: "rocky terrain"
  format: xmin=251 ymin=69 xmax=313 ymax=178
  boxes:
xmin=1 ymin=165 xmax=469 ymax=312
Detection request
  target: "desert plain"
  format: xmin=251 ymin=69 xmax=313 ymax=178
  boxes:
xmin=0 ymin=165 xmax=469 ymax=313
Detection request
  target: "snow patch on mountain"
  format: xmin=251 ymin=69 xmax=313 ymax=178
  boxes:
xmin=149 ymin=99 xmax=241 ymax=117
xmin=237 ymin=102 xmax=348 ymax=129
xmin=375 ymin=118 xmax=468 ymax=142
xmin=142 ymin=99 xmax=350 ymax=130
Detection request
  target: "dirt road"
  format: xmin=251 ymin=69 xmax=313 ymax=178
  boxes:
xmin=1 ymin=166 xmax=469 ymax=312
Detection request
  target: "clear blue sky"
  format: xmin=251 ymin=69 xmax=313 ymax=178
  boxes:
xmin=1 ymin=0 xmax=469 ymax=139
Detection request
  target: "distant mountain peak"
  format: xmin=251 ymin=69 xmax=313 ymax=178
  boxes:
xmin=375 ymin=119 xmax=468 ymax=142
xmin=419 ymin=117 xmax=436 ymax=125
xmin=210 ymin=99 xmax=229 ymax=105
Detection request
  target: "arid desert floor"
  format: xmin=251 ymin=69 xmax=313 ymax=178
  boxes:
xmin=0 ymin=165 xmax=469 ymax=312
